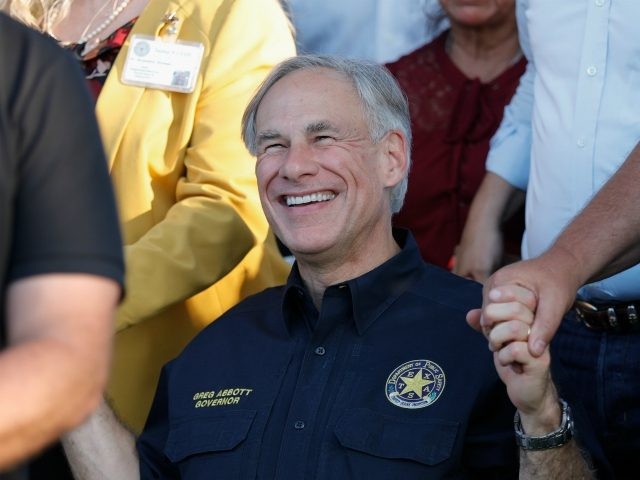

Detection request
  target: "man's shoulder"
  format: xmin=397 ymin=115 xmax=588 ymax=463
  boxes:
xmin=180 ymin=285 xmax=285 ymax=346
xmin=407 ymin=263 xmax=482 ymax=314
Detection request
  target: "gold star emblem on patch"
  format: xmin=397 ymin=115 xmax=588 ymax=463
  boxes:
xmin=399 ymin=369 xmax=434 ymax=398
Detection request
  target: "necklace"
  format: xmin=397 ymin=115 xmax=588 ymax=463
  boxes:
xmin=78 ymin=0 xmax=131 ymax=46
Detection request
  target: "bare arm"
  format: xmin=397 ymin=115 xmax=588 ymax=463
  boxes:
xmin=468 ymin=141 xmax=640 ymax=357
xmin=478 ymin=287 xmax=595 ymax=479
xmin=62 ymin=400 xmax=139 ymax=480
xmin=0 ymin=274 xmax=119 ymax=470
xmin=454 ymin=172 xmax=522 ymax=281
xmin=551 ymin=141 xmax=640 ymax=283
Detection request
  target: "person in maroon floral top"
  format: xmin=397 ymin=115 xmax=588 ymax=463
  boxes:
xmin=387 ymin=0 xmax=525 ymax=271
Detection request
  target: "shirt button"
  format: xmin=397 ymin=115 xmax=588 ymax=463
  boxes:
xmin=586 ymin=65 xmax=597 ymax=76
xmin=294 ymin=420 xmax=305 ymax=429
xmin=577 ymin=137 xmax=586 ymax=148
xmin=314 ymin=346 xmax=326 ymax=356
xmin=595 ymin=0 xmax=605 ymax=6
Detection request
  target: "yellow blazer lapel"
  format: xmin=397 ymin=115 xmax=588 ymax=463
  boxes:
xmin=96 ymin=0 xmax=185 ymax=170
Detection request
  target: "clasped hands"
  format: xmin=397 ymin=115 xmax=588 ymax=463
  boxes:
xmin=467 ymin=281 xmax=562 ymax=434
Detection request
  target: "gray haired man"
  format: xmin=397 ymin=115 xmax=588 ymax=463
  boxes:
xmin=62 ymin=55 xmax=602 ymax=479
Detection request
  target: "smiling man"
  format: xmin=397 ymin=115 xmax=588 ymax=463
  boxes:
xmin=61 ymin=55 xmax=601 ymax=479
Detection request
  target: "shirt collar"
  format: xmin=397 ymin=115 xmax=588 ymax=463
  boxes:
xmin=281 ymin=229 xmax=424 ymax=336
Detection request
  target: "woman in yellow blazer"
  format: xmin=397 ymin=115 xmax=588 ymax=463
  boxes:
xmin=100 ymin=0 xmax=295 ymax=434
xmin=2 ymin=0 xmax=295 ymax=434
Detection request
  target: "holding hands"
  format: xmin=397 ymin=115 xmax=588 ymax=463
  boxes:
xmin=471 ymin=248 xmax=582 ymax=357
xmin=468 ymin=283 xmax=563 ymax=435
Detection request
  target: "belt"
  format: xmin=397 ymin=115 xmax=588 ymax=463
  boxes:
xmin=573 ymin=299 xmax=640 ymax=332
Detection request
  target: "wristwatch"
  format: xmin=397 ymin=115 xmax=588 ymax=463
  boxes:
xmin=514 ymin=398 xmax=574 ymax=450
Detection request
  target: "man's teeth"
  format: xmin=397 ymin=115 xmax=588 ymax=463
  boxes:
xmin=286 ymin=192 xmax=336 ymax=206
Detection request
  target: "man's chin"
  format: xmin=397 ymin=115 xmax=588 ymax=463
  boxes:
xmin=282 ymin=239 xmax=336 ymax=259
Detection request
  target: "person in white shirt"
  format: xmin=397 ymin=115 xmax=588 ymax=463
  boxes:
xmin=282 ymin=0 xmax=444 ymax=63
xmin=456 ymin=2 xmax=640 ymax=477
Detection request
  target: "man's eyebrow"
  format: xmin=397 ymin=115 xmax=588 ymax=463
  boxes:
xmin=306 ymin=120 xmax=339 ymax=135
xmin=256 ymin=130 xmax=282 ymax=145
xmin=256 ymin=121 xmax=340 ymax=145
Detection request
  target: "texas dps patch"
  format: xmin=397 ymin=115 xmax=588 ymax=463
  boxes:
xmin=385 ymin=359 xmax=446 ymax=409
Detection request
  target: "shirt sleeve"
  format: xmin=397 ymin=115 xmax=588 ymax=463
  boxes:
xmin=114 ymin=0 xmax=294 ymax=329
xmin=7 ymin=20 xmax=124 ymax=285
xmin=485 ymin=0 xmax=534 ymax=191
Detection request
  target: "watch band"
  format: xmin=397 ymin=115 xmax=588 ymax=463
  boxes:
xmin=514 ymin=398 xmax=574 ymax=450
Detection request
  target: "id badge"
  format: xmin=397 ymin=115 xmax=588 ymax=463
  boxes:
xmin=121 ymin=34 xmax=204 ymax=93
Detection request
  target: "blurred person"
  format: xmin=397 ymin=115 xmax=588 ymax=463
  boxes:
xmin=456 ymin=2 xmax=640 ymax=477
xmin=283 ymin=0 xmax=439 ymax=63
xmin=61 ymin=55 xmax=603 ymax=480
xmin=2 ymin=0 xmax=295 ymax=476
xmin=388 ymin=0 xmax=525 ymax=269
xmin=0 ymin=11 xmax=123 ymax=475
xmin=2 ymin=0 xmax=294 ymax=430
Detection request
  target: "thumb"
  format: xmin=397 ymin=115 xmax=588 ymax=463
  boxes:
xmin=466 ymin=308 xmax=482 ymax=332
xmin=528 ymin=297 xmax=565 ymax=357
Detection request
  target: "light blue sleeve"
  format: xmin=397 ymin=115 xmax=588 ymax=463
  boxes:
xmin=486 ymin=0 xmax=533 ymax=191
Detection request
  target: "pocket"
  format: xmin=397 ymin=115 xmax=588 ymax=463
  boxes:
xmin=164 ymin=409 xmax=256 ymax=478
xmin=334 ymin=408 xmax=459 ymax=466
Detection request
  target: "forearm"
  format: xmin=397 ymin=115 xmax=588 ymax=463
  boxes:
xmin=454 ymin=172 xmax=522 ymax=279
xmin=518 ymin=398 xmax=594 ymax=479
xmin=62 ymin=400 xmax=139 ymax=480
xmin=513 ymin=394 xmax=594 ymax=480
xmin=0 ymin=275 xmax=117 ymax=470
xmin=519 ymin=442 xmax=594 ymax=479
xmin=0 ymin=340 xmax=105 ymax=469
xmin=485 ymin=293 xmax=595 ymax=479
xmin=466 ymin=172 xmax=520 ymax=231
xmin=550 ymin=142 xmax=640 ymax=284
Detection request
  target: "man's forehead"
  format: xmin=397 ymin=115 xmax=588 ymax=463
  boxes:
xmin=255 ymin=69 xmax=361 ymax=132
xmin=259 ymin=68 xmax=355 ymax=108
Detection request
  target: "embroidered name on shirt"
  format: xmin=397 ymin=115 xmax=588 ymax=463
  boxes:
xmin=385 ymin=359 xmax=445 ymax=409
xmin=192 ymin=388 xmax=253 ymax=408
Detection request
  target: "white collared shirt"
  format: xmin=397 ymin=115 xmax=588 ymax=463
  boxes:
xmin=284 ymin=0 xmax=442 ymax=63
xmin=487 ymin=0 xmax=640 ymax=301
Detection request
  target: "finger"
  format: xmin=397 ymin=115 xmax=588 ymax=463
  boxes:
xmin=495 ymin=341 xmax=533 ymax=368
xmin=488 ymin=320 xmax=531 ymax=352
xmin=482 ymin=300 xmax=535 ymax=330
xmin=528 ymin=297 xmax=565 ymax=357
xmin=487 ymin=284 xmax=538 ymax=312
xmin=466 ymin=308 xmax=482 ymax=332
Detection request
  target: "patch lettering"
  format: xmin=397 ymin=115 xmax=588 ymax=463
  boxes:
xmin=192 ymin=387 xmax=253 ymax=408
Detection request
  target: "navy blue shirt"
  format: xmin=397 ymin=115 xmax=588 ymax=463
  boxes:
xmin=138 ymin=231 xmax=518 ymax=479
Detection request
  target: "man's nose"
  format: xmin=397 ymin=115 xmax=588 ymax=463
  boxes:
xmin=279 ymin=142 xmax=319 ymax=180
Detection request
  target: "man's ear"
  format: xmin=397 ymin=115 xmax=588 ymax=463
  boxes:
xmin=380 ymin=130 xmax=408 ymax=188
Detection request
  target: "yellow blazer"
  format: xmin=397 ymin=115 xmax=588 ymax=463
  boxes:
xmin=97 ymin=0 xmax=295 ymax=432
